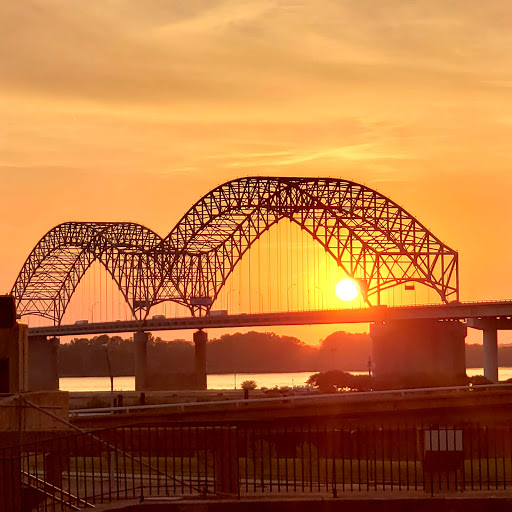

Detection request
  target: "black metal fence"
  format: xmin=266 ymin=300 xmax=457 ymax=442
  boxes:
xmin=2 ymin=421 xmax=512 ymax=511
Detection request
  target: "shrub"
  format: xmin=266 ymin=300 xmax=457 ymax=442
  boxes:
xmin=241 ymin=380 xmax=258 ymax=390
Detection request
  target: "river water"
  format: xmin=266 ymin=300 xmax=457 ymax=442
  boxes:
xmin=59 ymin=367 xmax=512 ymax=393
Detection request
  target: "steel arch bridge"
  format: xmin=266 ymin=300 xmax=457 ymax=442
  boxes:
xmin=12 ymin=177 xmax=459 ymax=324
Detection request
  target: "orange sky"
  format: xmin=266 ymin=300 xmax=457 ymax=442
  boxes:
xmin=1 ymin=2 xmax=512 ymax=344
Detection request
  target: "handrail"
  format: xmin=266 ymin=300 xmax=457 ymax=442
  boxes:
xmin=22 ymin=470 xmax=94 ymax=509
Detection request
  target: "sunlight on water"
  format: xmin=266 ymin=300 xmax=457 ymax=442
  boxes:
xmin=59 ymin=368 xmax=512 ymax=392
xmin=59 ymin=371 xmax=317 ymax=392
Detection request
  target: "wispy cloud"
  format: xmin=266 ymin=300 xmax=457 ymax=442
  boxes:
xmin=226 ymin=143 xmax=412 ymax=168
xmin=2 ymin=1 xmax=512 ymax=107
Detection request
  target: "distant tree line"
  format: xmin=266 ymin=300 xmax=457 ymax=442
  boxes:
xmin=465 ymin=344 xmax=512 ymax=368
xmin=58 ymin=331 xmax=372 ymax=378
xmin=57 ymin=333 xmax=505 ymax=379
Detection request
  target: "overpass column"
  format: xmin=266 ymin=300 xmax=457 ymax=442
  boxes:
xmin=134 ymin=331 xmax=149 ymax=391
xmin=483 ymin=320 xmax=498 ymax=383
xmin=193 ymin=330 xmax=207 ymax=390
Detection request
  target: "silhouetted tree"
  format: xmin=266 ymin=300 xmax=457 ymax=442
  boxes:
xmin=468 ymin=375 xmax=493 ymax=385
xmin=307 ymin=370 xmax=372 ymax=393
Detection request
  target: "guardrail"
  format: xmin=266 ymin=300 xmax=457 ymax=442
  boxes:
xmin=69 ymin=383 xmax=512 ymax=418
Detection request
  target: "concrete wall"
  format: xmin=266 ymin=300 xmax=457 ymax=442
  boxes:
xmin=371 ymin=319 xmax=467 ymax=387
xmin=0 ymin=326 xmax=59 ymax=394
xmin=0 ymin=323 xmax=28 ymax=393
xmin=0 ymin=391 xmax=69 ymax=435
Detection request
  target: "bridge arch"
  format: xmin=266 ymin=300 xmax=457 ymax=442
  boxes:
xmin=12 ymin=177 xmax=459 ymax=323
xmin=12 ymin=222 xmax=170 ymax=324
xmin=158 ymin=177 xmax=458 ymax=314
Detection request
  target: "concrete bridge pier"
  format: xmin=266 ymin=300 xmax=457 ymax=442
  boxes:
xmin=482 ymin=322 xmax=498 ymax=383
xmin=371 ymin=319 xmax=467 ymax=388
xmin=134 ymin=331 xmax=149 ymax=391
xmin=466 ymin=317 xmax=512 ymax=384
xmin=193 ymin=329 xmax=207 ymax=390
xmin=28 ymin=335 xmax=59 ymax=391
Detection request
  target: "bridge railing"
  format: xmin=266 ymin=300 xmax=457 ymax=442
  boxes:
xmin=2 ymin=417 xmax=512 ymax=511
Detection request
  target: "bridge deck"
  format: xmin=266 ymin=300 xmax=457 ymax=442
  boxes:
xmin=28 ymin=301 xmax=512 ymax=337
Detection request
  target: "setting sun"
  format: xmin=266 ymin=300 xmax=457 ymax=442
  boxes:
xmin=335 ymin=278 xmax=359 ymax=302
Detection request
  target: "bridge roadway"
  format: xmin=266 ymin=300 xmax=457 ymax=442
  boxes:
xmin=27 ymin=300 xmax=512 ymax=337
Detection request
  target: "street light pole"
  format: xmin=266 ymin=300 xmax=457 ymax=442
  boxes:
xmin=90 ymin=301 xmax=99 ymax=323
xmin=287 ymin=283 xmax=297 ymax=311
xmin=103 ymin=344 xmax=114 ymax=407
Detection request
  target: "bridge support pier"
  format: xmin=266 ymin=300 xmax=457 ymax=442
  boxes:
xmin=134 ymin=331 xmax=149 ymax=391
xmin=482 ymin=321 xmax=498 ymax=383
xmin=193 ymin=330 xmax=207 ymax=390
xmin=467 ymin=317 xmax=512 ymax=383
xmin=28 ymin=335 xmax=59 ymax=391
xmin=371 ymin=319 xmax=467 ymax=388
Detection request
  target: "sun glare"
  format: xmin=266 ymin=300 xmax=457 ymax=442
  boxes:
xmin=335 ymin=278 xmax=359 ymax=302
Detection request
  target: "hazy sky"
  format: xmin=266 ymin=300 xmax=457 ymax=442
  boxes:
xmin=1 ymin=1 xmax=512 ymax=342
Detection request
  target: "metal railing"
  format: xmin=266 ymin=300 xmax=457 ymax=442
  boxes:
xmin=2 ymin=419 xmax=512 ymax=511
xmin=69 ymin=383 xmax=512 ymax=417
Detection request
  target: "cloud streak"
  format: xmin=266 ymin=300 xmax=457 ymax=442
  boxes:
xmin=2 ymin=1 xmax=512 ymax=107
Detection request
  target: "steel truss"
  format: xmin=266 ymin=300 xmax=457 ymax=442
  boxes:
xmin=12 ymin=177 xmax=459 ymax=323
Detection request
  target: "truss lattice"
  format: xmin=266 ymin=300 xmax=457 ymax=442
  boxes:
xmin=12 ymin=177 xmax=459 ymax=324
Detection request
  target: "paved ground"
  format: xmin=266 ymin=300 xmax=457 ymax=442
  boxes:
xmin=92 ymin=491 xmax=512 ymax=512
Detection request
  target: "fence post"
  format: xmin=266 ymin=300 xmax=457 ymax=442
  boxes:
xmin=331 ymin=428 xmax=338 ymax=497
xmin=44 ymin=448 xmax=68 ymax=491
xmin=214 ymin=426 xmax=239 ymax=496
xmin=0 ymin=448 xmax=21 ymax=512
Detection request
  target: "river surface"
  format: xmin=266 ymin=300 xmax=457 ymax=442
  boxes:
xmin=59 ymin=367 xmax=512 ymax=392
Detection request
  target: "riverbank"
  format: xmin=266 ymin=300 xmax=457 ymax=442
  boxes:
xmin=68 ymin=387 xmax=307 ymax=410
